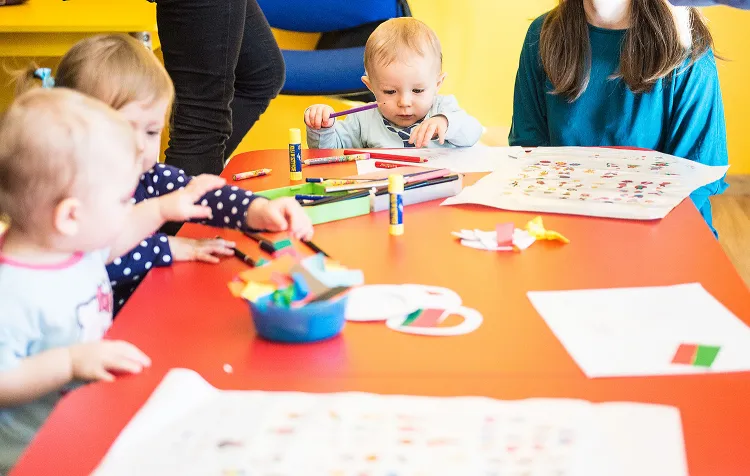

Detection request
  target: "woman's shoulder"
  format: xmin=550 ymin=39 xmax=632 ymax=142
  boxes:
xmin=522 ymin=12 xmax=551 ymax=46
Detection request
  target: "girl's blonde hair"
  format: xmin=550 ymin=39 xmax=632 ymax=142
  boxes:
xmin=16 ymin=34 xmax=174 ymax=110
xmin=540 ymin=0 xmax=714 ymax=102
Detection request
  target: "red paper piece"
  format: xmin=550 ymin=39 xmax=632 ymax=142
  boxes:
xmin=496 ymin=223 xmax=515 ymax=247
xmin=672 ymin=343 xmax=698 ymax=365
xmin=408 ymin=308 xmax=445 ymax=328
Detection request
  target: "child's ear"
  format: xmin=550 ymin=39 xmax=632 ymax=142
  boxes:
xmin=53 ymin=197 xmax=81 ymax=237
xmin=436 ymin=72 xmax=447 ymax=91
xmin=361 ymin=75 xmax=374 ymax=92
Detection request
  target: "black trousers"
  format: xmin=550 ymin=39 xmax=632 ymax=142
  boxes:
xmin=156 ymin=0 xmax=285 ymax=177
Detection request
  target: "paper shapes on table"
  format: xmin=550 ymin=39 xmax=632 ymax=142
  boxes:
xmin=92 ymin=368 xmax=689 ymax=476
xmin=524 ymin=216 xmax=569 ymax=243
xmin=527 ymin=283 xmax=750 ymax=378
xmin=453 ymin=216 xmax=568 ymax=252
xmin=346 ymin=284 xmax=482 ymax=336
xmin=671 ymin=343 xmax=721 ymax=368
xmin=227 ymin=253 xmax=362 ymax=308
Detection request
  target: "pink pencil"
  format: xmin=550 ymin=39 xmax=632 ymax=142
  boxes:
xmin=329 ymin=103 xmax=378 ymax=118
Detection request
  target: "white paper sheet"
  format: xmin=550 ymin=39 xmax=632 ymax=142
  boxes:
xmin=527 ymin=283 xmax=750 ymax=378
xmin=354 ymin=146 xmax=524 ymax=174
xmin=441 ymin=147 xmax=729 ymax=220
xmin=93 ymin=368 xmax=687 ymax=476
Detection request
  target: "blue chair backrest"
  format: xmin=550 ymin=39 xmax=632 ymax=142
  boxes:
xmin=257 ymin=0 xmax=400 ymax=33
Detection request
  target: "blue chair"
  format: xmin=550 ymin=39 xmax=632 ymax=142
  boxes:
xmin=257 ymin=0 xmax=409 ymax=96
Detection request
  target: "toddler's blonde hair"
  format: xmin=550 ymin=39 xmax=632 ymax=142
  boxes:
xmin=364 ymin=18 xmax=442 ymax=76
xmin=16 ymin=34 xmax=174 ymax=110
xmin=0 ymin=89 xmax=135 ymax=235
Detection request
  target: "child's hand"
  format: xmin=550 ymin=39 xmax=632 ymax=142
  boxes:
xmin=69 ymin=341 xmax=151 ymax=382
xmin=246 ymin=197 xmax=314 ymax=241
xmin=158 ymin=174 xmax=226 ymax=222
xmin=409 ymin=115 xmax=449 ymax=148
xmin=304 ymin=104 xmax=336 ymax=130
xmin=168 ymin=236 xmax=236 ymax=264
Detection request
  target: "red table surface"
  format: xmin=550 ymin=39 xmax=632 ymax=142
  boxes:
xmin=12 ymin=149 xmax=750 ymax=476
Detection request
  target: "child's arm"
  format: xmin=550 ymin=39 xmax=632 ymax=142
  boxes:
xmin=508 ymin=20 xmax=550 ymax=147
xmin=0 ymin=301 xmax=150 ymax=407
xmin=107 ymin=233 xmax=174 ymax=285
xmin=304 ymin=104 xmax=364 ymax=149
xmin=107 ymin=175 xmax=225 ymax=263
xmin=426 ymin=95 xmax=484 ymax=147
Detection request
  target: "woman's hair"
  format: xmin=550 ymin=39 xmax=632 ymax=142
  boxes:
xmin=15 ymin=34 xmax=174 ymax=110
xmin=539 ymin=0 xmax=714 ymax=101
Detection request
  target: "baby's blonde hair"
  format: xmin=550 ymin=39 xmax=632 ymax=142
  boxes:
xmin=364 ymin=18 xmax=442 ymax=76
xmin=16 ymin=34 xmax=174 ymax=111
xmin=0 ymin=89 xmax=135 ymax=235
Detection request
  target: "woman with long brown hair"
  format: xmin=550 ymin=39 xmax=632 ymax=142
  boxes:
xmin=509 ymin=0 xmax=728 ymax=237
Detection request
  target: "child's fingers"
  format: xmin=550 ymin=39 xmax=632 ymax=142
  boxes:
xmin=437 ymin=125 xmax=447 ymax=145
xmin=106 ymin=358 xmax=145 ymax=375
xmin=411 ymin=124 xmax=426 ymax=147
xmin=304 ymin=108 xmax=313 ymax=127
xmin=93 ymin=367 xmax=116 ymax=382
xmin=201 ymin=241 xmax=236 ymax=256
xmin=188 ymin=205 xmax=214 ymax=220
xmin=113 ymin=341 xmax=152 ymax=367
xmin=422 ymin=123 xmax=438 ymax=147
xmin=187 ymin=174 xmax=226 ymax=197
xmin=264 ymin=206 xmax=290 ymax=232
xmin=314 ymin=107 xmax=325 ymax=129
xmin=321 ymin=109 xmax=334 ymax=128
xmin=195 ymin=251 xmax=222 ymax=264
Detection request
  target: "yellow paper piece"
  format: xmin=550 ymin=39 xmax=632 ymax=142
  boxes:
xmin=525 ymin=216 xmax=570 ymax=244
xmin=323 ymin=259 xmax=348 ymax=272
xmin=238 ymin=254 xmax=298 ymax=282
xmin=227 ymin=281 xmax=245 ymax=298
xmin=240 ymin=281 xmax=276 ymax=302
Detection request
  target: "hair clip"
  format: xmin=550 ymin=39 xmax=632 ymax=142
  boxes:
xmin=33 ymin=68 xmax=55 ymax=89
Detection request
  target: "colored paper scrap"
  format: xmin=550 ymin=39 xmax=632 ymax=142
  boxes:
xmin=671 ymin=343 xmax=697 ymax=365
xmin=524 ymin=216 xmax=570 ymax=243
xmin=672 ymin=343 xmax=721 ymax=368
xmin=301 ymin=254 xmax=364 ymax=288
xmin=241 ymin=281 xmax=276 ymax=303
xmin=273 ymin=238 xmax=293 ymax=251
xmin=496 ymin=223 xmax=514 ymax=247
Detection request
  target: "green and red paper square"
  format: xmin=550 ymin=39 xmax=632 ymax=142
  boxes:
xmin=672 ymin=343 xmax=721 ymax=368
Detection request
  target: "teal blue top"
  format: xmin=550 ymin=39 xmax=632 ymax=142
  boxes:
xmin=509 ymin=14 xmax=728 ymax=236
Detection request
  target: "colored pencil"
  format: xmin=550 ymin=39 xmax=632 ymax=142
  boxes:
xmin=344 ymin=149 xmax=428 ymax=163
xmin=329 ymin=103 xmax=378 ymax=118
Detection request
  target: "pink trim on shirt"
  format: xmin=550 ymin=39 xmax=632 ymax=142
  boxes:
xmin=0 ymin=235 xmax=85 ymax=270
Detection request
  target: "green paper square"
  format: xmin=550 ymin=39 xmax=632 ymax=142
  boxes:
xmin=273 ymin=239 xmax=293 ymax=251
xmin=693 ymin=345 xmax=721 ymax=367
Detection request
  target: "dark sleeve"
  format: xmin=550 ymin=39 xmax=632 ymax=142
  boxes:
xmin=148 ymin=164 xmax=263 ymax=232
xmin=106 ymin=233 xmax=173 ymax=287
xmin=508 ymin=16 xmax=550 ymax=147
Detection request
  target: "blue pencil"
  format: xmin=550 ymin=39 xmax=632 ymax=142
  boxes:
xmin=295 ymin=194 xmax=328 ymax=201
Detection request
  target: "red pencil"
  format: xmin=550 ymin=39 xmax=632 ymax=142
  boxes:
xmin=343 ymin=149 xmax=428 ymax=163
xmin=374 ymin=161 xmax=407 ymax=169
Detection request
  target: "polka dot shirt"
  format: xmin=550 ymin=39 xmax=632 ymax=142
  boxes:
xmin=106 ymin=164 xmax=258 ymax=315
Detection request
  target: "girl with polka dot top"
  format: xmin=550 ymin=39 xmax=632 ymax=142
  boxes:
xmin=27 ymin=34 xmax=314 ymax=314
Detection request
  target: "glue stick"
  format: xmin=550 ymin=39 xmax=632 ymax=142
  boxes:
xmin=388 ymin=174 xmax=404 ymax=236
xmin=289 ymin=128 xmax=302 ymax=181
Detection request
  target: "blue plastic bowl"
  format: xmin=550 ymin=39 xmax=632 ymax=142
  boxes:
xmin=247 ymin=295 xmax=348 ymax=343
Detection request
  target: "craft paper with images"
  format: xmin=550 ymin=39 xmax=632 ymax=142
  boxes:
xmin=527 ymin=283 xmax=750 ymax=378
xmin=441 ymin=147 xmax=728 ymax=220
xmin=93 ymin=368 xmax=688 ymax=476
xmin=354 ymin=146 xmax=525 ymax=174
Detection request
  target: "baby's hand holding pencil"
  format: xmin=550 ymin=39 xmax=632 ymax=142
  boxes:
xmin=304 ymin=104 xmax=336 ymax=130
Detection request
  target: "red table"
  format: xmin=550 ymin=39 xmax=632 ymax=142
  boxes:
xmin=12 ymin=149 xmax=750 ymax=475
